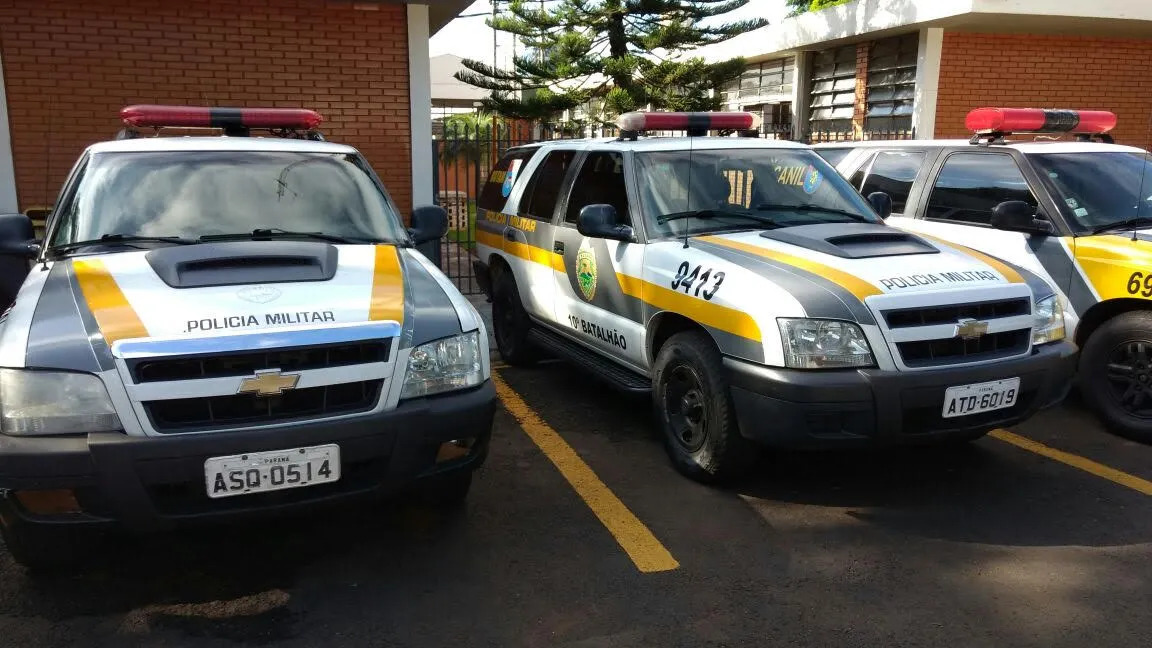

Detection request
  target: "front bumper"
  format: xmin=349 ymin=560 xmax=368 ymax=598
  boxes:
xmin=0 ymin=381 xmax=496 ymax=533
xmin=725 ymin=341 xmax=1077 ymax=449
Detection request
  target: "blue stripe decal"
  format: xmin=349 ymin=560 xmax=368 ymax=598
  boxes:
xmin=110 ymin=322 xmax=402 ymax=359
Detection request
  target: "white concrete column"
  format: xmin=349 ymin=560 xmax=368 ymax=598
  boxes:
xmin=0 ymin=47 xmax=18 ymax=213
xmin=791 ymin=51 xmax=811 ymax=141
xmin=912 ymin=27 xmax=944 ymax=139
xmin=407 ymin=3 xmax=433 ymax=208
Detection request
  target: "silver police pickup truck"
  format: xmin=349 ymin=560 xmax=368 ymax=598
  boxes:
xmin=0 ymin=105 xmax=495 ymax=569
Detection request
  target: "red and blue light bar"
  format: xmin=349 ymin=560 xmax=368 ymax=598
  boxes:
xmin=121 ymin=105 xmax=324 ymax=131
xmin=965 ymin=107 xmax=1116 ymax=136
xmin=616 ymin=111 xmax=762 ymax=134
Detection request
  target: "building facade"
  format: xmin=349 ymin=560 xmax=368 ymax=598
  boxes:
xmin=0 ymin=0 xmax=470 ymax=217
xmin=708 ymin=0 xmax=1152 ymax=147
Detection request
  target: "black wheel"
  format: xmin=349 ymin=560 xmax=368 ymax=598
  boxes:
xmin=1 ymin=523 xmax=85 ymax=572
xmin=1080 ymin=311 xmax=1152 ymax=444
xmin=652 ymin=330 xmax=757 ymax=483
xmin=491 ymin=268 xmax=538 ymax=366
xmin=419 ymin=471 xmax=473 ymax=509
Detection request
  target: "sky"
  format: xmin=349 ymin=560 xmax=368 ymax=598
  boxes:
xmin=428 ymin=0 xmax=788 ymax=66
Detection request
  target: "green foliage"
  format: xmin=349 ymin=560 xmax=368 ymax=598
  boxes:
xmin=438 ymin=112 xmax=505 ymax=166
xmin=784 ymin=0 xmax=852 ymax=17
xmin=455 ymin=1 xmax=769 ymax=121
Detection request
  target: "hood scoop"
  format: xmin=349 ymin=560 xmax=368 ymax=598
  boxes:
xmin=759 ymin=224 xmax=938 ymax=259
xmin=145 ymin=241 xmax=339 ymax=288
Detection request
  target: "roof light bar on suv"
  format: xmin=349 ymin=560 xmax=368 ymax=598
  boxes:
xmin=966 ymin=107 xmax=1117 ymax=145
xmin=615 ymin=111 xmax=762 ymax=140
xmin=117 ymin=105 xmax=326 ymax=140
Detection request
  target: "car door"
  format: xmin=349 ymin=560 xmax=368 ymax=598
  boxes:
xmin=889 ymin=150 xmax=1075 ymax=320
xmin=843 ymin=148 xmax=936 ymax=221
xmin=551 ymin=150 xmax=648 ymax=370
xmin=478 ymin=148 xmax=578 ymax=325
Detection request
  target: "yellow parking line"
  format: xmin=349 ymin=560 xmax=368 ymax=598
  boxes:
xmin=990 ymin=429 xmax=1152 ymax=496
xmin=492 ymin=372 xmax=680 ymax=573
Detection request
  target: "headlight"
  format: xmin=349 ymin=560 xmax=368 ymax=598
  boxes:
xmin=401 ymin=331 xmax=484 ymax=399
xmin=0 ymin=369 xmax=121 ymax=436
xmin=1032 ymin=294 xmax=1065 ymax=345
xmin=778 ymin=318 xmax=875 ymax=369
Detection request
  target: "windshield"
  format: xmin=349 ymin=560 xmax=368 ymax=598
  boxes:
xmin=50 ymin=151 xmax=409 ymax=246
xmin=634 ymin=148 xmax=879 ymax=237
xmin=1027 ymin=151 xmax=1152 ymax=232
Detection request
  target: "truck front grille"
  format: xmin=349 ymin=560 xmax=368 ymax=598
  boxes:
xmin=896 ymin=329 xmax=1030 ymax=367
xmin=131 ymin=341 xmax=390 ymax=383
xmin=882 ymin=298 xmax=1030 ymax=329
xmin=143 ymin=380 xmax=383 ymax=433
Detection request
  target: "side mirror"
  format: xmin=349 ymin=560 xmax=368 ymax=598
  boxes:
xmin=867 ymin=192 xmax=893 ymax=219
xmin=408 ymin=205 xmax=449 ymax=245
xmin=577 ymin=204 xmax=634 ymax=242
xmin=0 ymin=213 xmax=39 ymax=258
xmin=991 ymin=201 xmax=1053 ymax=234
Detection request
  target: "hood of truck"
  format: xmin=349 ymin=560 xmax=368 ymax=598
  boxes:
xmin=692 ymin=224 xmax=1040 ymax=299
xmin=0 ymin=242 xmax=466 ymax=373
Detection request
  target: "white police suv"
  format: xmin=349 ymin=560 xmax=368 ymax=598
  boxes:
xmin=0 ymin=105 xmax=494 ymax=569
xmin=474 ymin=111 xmax=1076 ymax=483
xmin=816 ymin=108 xmax=1152 ymax=442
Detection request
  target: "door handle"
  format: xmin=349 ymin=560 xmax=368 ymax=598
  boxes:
xmin=504 ymin=229 xmax=516 ymax=241
xmin=554 ymin=241 xmax=565 ymax=254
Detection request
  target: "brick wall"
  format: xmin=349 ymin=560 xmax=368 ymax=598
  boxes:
xmin=0 ymin=0 xmax=414 ymax=214
xmin=852 ymin=42 xmax=871 ymax=137
xmin=936 ymin=32 xmax=1152 ymax=149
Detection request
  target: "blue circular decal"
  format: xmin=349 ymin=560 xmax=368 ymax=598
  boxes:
xmin=802 ymin=165 xmax=822 ymax=194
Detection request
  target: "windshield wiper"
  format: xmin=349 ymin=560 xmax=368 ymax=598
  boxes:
xmin=755 ymin=203 xmax=873 ymax=223
xmin=199 ymin=228 xmax=373 ymax=244
xmin=657 ymin=209 xmax=780 ymax=228
xmin=1091 ymin=216 xmax=1152 ymax=235
xmin=49 ymin=234 xmax=197 ymax=255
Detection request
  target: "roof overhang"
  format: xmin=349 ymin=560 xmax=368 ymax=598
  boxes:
xmin=359 ymin=1 xmax=472 ymax=35
xmin=696 ymin=0 xmax=1152 ymax=65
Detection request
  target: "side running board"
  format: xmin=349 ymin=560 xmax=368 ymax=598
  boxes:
xmin=528 ymin=327 xmax=651 ymax=394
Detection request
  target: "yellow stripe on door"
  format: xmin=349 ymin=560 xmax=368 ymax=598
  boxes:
xmin=369 ymin=245 xmax=405 ymax=324
xmin=1074 ymin=235 xmax=1152 ymax=301
xmin=616 ymin=273 xmax=762 ymax=343
xmin=72 ymin=258 xmax=150 ymax=345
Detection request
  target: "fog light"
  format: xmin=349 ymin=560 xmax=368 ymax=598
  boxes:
xmin=436 ymin=438 xmax=475 ymax=463
xmin=14 ymin=489 xmax=81 ymax=515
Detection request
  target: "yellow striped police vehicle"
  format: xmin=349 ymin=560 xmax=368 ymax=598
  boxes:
xmin=474 ymin=111 xmax=1076 ymax=483
xmin=0 ymin=106 xmax=495 ymax=569
xmin=816 ymin=108 xmax=1152 ymax=443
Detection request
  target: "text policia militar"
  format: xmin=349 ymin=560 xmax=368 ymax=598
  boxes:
xmin=187 ymin=310 xmax=337 ymax=333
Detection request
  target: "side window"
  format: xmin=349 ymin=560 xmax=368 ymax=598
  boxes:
xmin=521 ymin=150 xmax=577 ymax=221
xmin=477 ymin=150 xmax=535 ymax=213
xmin=849 ymin=152 xmax=876 ymax=190
xmin=815 ymin=147 xmax=854 ymax=168
xmin=861 ymin=150 xmax=926 ymax=213
xmin=925 ymin=153 xmax=1038 ymax=226
xmin=564 ymin=152 xmax=630 ymax=226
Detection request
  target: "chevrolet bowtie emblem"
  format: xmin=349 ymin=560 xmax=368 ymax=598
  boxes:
xmin=955 ymin=317 xmax=989 ymax=340
xmin=238 ymin=369 xmax=300 ymax=396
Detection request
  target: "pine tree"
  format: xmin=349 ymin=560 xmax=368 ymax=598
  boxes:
xmin=455 ymin=1 xmax=769 ymax=121
xmin=785 ymin=0 xmax=852 ymax=17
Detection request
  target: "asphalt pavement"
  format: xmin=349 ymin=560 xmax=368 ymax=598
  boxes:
xmin=2 ymin=299 xmax=1151 ymax=647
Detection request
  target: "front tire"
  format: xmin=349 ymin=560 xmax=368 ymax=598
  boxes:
xmin=1080 ymin=311 xmax=1152 ymax=444
xmin=652 ymin=330 xmax=757 ymax=483
xmin=491 ymin=268 xmax=538 ymax=366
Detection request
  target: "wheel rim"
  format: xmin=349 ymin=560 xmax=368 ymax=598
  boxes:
xmin=1105 ymin=340 xmax=1152 ymax=418
xmin=662 ymin=364 xmax=709 ymax=453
